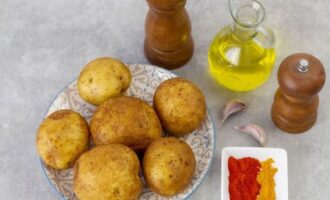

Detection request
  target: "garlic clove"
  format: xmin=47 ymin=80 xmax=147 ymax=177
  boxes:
xmin=234 ymin=124 xmax=266 ymax=147
xmin=220 ymin=99 xmax=247 ymax=124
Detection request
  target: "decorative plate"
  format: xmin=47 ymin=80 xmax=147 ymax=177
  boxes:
xmin=40 ymin=64 xmax=215 ymax=200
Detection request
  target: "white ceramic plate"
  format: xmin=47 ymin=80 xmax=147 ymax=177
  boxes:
xmin=39 ymin=64 xmax=215 ymax=200
xmin=221 ymin=147 xmax=288 ymax=200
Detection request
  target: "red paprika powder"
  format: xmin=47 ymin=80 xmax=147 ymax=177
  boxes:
xmin=228 ymin=156 xmax=261 ymax=200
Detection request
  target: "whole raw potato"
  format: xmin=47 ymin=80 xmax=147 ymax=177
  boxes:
xmin=153 ymin=77 xmax=206 ymax=136
xmin=143 ymin=137 xmax=196 ymax=196
xmin=73 ymin=144 xmax=142 ymax=200
xmin=36 ymin=109 xmax=89 ymax=170
xmin=90 ymin=96 xmax=163 ymax=150
xmin=77 ymin=57 xmax=131 ymax=105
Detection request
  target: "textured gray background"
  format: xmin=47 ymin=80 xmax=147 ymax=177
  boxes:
xmin=0 ymin=0 xmax=329 ymax=199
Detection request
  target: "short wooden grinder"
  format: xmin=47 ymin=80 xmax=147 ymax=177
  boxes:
xmin=271 ymin=53 xmax=326 ymax=133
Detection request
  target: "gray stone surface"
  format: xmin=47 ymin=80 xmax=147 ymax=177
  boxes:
xmin=0 ymin=0 xmax=329 ymax=199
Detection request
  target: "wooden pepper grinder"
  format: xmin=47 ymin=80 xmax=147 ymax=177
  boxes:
xmin=271 ymin=53 xmax=326 ymax=133
xmin=144 ymin=0 xmax=194 ymax=69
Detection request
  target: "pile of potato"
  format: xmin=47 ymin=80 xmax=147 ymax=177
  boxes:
xmin=36 ymin=57 xmax=207 ymax=200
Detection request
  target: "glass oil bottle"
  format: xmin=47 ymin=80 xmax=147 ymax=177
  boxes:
xmin=208 ymin=0 xmax=276 ymax=91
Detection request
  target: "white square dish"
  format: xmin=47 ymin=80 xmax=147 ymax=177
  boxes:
xmin=221 ymin=147 xmax=288 ymax=200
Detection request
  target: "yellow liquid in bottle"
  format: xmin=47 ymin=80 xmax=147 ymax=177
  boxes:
xmin=208 ymin=26 xmax=276 ymax=91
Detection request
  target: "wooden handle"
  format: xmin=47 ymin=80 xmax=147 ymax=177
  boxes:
xmin=277 ymin=53 xmax=325 ymax=98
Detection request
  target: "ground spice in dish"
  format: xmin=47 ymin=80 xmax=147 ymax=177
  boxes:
xmin=228 ymin=156 xmax=261 ymax=200
xmin=256 ymin=158 xmax=278 ymax=200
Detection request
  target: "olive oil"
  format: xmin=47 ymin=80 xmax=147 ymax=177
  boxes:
xmin=208 ymin=0 xmax=276 ymax=92
xmin=208 ymin=26 xmax=275 ymax=91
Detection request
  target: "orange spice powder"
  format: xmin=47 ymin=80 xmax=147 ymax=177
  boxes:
xmin=256 ymin=158 xmax=277 ymax=200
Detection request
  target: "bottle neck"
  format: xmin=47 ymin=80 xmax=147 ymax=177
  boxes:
xmin=232 ymin=22 xmax=257 ymax=41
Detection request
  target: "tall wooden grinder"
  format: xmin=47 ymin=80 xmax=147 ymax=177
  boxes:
xmin=144 ymin=0 xmax=194 ymax=69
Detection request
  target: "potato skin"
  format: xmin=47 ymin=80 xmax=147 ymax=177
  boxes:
xmin=153 ymin=77 xmax=206 ymax=136
xmin=143 ymin=137 xmax=196 ymax=196
xmin=90 ymin=96 xmax=162 ymax=150
xmin=36 ymin=109 xmax=89 ymax=170
xmin=73 ymin=144 xmax=142 ymax=200
xmin=77 ymin=57 xmax=132 ymax=106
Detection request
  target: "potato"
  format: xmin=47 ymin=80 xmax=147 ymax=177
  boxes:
xmin=143 ymin=137 xmax=196 ymax=196
xmin=36 ymin=109 xmax=89 ymax=170
xmin=77 ymin=57 xmax=131 ymax=105
xmin=73 ymin=144 xmax=142 ymax=200
xmin=90 ymin=96 xmax=162 ymax=150
xmin=153 ymin=77 xmax=206 ymax=136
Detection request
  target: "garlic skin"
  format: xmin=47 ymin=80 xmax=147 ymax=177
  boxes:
xmin=234 ymin=124 xmax=266 ymax=147
xmin=220 ymin=99 xmax=247 ymax=124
